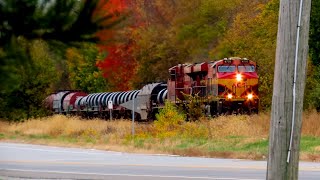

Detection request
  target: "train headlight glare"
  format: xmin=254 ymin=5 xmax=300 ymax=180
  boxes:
xmin=247 ymin=93 xmax=253 ymax=100
xmin=227 ymin=94 xmax=233 ymax=99
xmin=236 ymin=74 xmax=242 ymax=82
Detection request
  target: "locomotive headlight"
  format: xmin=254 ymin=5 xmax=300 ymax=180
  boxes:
xmin=247 ymin=93 xmax=253 ymax=100
xmin=227 ymin=93 xmax=233 ymax=99
xmin=236 ymin=74 xmax=242 ymax=82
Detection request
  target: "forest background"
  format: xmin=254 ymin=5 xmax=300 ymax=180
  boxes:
xmin=0 ymin=0 xmax=319 ymax=121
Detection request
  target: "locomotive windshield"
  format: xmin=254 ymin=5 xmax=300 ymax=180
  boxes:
xmin=238 ymin=65 xmax=255 ymax=72
xmin=218 ymin=65 xmax=236 ymax=72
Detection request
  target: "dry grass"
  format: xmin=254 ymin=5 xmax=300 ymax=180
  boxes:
xmin=0 ymin=121 xmax=10 ymax=133
xmin=4 ymin=115 xmax=131 ymax=139
xmin=200 ymin=110 xmax=319 ymax=138
xmin=1 ymin=111 xmax=319 ymax=139
xmin=205 ymin=112 xmax=270 ymax=138
xmin=302 ymin=110 xmax=320 ymax=136
xmin=0 ymin=111 xmax=319 ymax=161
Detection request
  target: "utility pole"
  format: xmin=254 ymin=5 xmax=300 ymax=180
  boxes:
xmin=267 ymin=0 xmax=311 ymax=179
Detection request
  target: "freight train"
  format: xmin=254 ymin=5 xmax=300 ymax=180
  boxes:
xmin=44 ymin=57 xmax=259 ymax=120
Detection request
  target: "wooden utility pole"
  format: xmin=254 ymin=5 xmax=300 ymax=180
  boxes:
xmin=267 ymin=0 xmax=311 ymax=179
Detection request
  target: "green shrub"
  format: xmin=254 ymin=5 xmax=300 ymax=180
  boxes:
xmin=181 ymin=93 xmax=204 ymax=121
xmin=154 ymin=101 xmax=186 ymax=138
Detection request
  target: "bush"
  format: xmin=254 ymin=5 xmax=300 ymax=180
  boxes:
xmin=181 ymin=93 xmax=204 ymax=121
xmin=154 ymin=101 xmax=186 ymax=138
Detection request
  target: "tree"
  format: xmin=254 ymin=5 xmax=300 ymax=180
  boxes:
xmin=0 ymin=0 xmax=121 ymax=45
xmin=0 ymin=0 xmax=121 ymax=120
xmin=211 ymin=0 xmax=279 ymax=109
xmin=66 ymin=43 xmax=109 ymax=93
xmin=0 ymin=0 xmax=121 ymax=92
xmin=97 ymin=43 xmax=137 ymax=91
xmin=309 ymin=0 xmax=320 ymax=66
xmin=0 ymin=38 xmax=58 ymax=120
xmin=304 ymin=0 xmax=320 ymax=111
xmin=128 ymin=0 xmax=242 ymax=87
xmin=95 ymin=0 xmax=138 ymax=91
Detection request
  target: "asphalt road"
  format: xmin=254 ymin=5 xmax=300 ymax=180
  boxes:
xmin=0 ymin=143 xmax=320 ymax=180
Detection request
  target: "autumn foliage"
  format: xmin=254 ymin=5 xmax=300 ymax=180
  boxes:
xmin=95 ymin=0 xmax=139 ymax=91
xmin=1 ymin=0 xmax=319 ymax=121
xmin=97 ymin=42 xmax=136 ymax=91
xmin=96 ymin=0 xmax=320 ymax=110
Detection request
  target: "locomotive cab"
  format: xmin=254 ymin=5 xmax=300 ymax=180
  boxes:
xmin=209 ymin=57 xmax=259 ymax=114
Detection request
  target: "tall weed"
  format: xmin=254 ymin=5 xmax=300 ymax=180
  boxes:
xmin=154 ymin=101 xmax=185 ymax=138
xmin=302 ymin=110 xmax=320 ymax=136
xmin=5 ymin=115 xmax=132 ymax=139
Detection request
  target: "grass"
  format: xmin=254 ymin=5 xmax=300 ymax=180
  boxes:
xmin=0 ymin=111 xmax=319 ymax=161
xmin=28 ymin=134 xmax=52 ymax=139
xmin=300 ymin=136 xmax=320 ymax=152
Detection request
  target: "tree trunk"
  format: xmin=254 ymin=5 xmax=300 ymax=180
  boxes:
xmin=267 ymin=0 xmax=311 ymax=179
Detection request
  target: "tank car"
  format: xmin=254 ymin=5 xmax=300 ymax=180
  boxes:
xmin=43 ymin=91 xmax=88 ymax=114
xmin=45 ymin=83 xmax=167 ymax=120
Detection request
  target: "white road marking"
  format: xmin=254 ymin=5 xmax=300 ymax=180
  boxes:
xmin=0 ymin=144 xmax=120 ymax=155
xmin=0 ymin=143 xmax=179 ymax=157
xmin=0 ymin=168 xmax=263 ymax=180
xmin=0 ymin=160 xmax=268 ymax=170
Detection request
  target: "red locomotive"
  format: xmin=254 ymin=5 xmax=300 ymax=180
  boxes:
xmin=167 ymin=57 xmax=259 ymax=115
